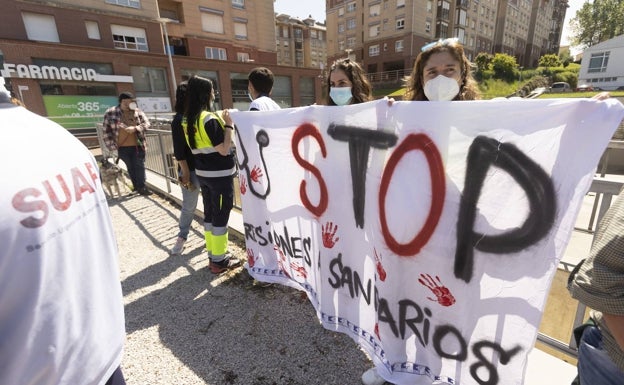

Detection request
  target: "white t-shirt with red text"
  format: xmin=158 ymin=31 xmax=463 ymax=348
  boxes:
xmin=0 ymin=102 xmax=125 ymax=385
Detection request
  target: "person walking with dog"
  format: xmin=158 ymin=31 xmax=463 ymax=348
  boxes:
xmin=0 ymin=74 xmax=127 ymax=385
xmin=183 ymin=75 xmax=240 ymax=274
xmin=169 ymin=81 xmax=201 ymax=255
xmin=102 ymin=92 xmax=151 ymax=196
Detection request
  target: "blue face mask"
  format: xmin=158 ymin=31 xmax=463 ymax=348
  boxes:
xmin=329 ymin=87 xmax=353 ymax=106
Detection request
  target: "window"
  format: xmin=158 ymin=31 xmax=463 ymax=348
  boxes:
xmin=338 ymin=7 xmax=345 ymax=17
xmin=272 ymin=76 xmax=292 ymax=107
xmin=347 ymin=18 xmax=356 ymax=30
xmin=457 ymin=9 xmax=467 ymax=25
xmin=338 ymin=23 xmax=345 ymax=33
xmin=111 ymin=25 xmax=147 ymax=51
xmin=200 ymin=9 xmax=224 ymax=34
xmin=234 ymin=20 xmax=248 ymax=39
xmin=369 ymin=44 xmax=380 ymax=56
xmin=347 ymin=37 xmax=356 ymax=48
xmin=22 ymin=12 xmax=59 ymax=43
xmin=370 ymin=4 xmax=380 ymax=16
xmin=339 ymin=40 xmax=345 ymax=51
xmin=85 ymin=21 xmax=101 ymax=40
xmin=300 ymin=77 xmax=315 ymax=106
xmin=347 ymin=2 xmax=356 ymax=12
xmin=282 ymin=26 xmax=289 ymax=38
xmin=396 ymin=18 xmax=405 ymax=30
xmin=205 ymin=47 xmax=227 ymax=60
xmin=131 ymin=66 xmax=168 ymax=93
xmin=105 ymin=0 xmax=140 ymax=9
xmin=311 ymin=30 xmax=318 ymax=39
xmin=588 ymin=52 xmax=610 ymax=73
xmin=425 ymin=21 xmax=431 ymax=33
xmin=397 ymin=0 xmax=405 ymax=8
xmin=395 ymin=40 xmax=404 ymax=52
xmin=427 ymin=0 xmax=433 ymax=12
xmin=232 ymin=0 xmax=244 ymax=8
xmin=237 ymin=52 xmax=250 ymax=62
xmin=369 ymin=24 xmax=380 ymax=37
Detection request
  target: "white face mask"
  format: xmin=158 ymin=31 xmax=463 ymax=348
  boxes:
xmin=424 ymin=75 xmax=460 ymax=101
xmin=128 ymin=101 xmax=138 ymax=111
xmin=329 ymin=87 xmax=353 ymax=106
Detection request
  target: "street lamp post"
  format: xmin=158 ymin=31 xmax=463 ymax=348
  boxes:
xmin=156 ymin=18 xmax=177 ymax=91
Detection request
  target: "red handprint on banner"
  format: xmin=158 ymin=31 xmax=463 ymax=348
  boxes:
xmin=373 ymin=248 xmax=387 ymax=282
xmin=321 ymin=222 xmax=340 ymax=248
xmin=274 ymin=245 xmax=307 ymax=279
xmin=419 ymin=273 xmax=456 ymax=307
xmin=250 ymin=165 xmax=263 ymax=182
xmin=240 ymin=177 xmax=247 ymax=195
xmin=247 ymin=248 xmax=255 ymax=267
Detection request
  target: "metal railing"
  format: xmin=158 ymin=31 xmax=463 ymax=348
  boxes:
xmin=536 ymin=177 xmax=623 ymax=358
xmin=366 ymin=69 xmax=411 ymax=84
xmin=95 ymin=122 xmax=243 ymax=209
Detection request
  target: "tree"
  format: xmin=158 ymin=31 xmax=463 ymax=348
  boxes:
xmin=570 ymin=0 xmax=624 ymax=48
xmin=539 ymin=54 xmax=562 ymax=68
xmin=491 ymin=53 xmax=517 ymax=82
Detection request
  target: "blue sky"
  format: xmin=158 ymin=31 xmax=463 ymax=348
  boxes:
xmin=273 ymin=0 xmax=325 ymax=22
xmin=273 ymin=0 xmax=585 ymax=46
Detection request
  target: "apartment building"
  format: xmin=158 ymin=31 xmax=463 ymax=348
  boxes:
xmin=275 ymin=13 xmax=327 ymax=73
xmin=325 ymin=0 xmax=567 ymax=80
xmin=0 ymin=0 xmax=321 ymax=126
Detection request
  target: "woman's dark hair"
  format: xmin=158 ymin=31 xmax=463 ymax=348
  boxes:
xmin=326 ymin=58 xmax=373 ymax=105
xmin=174 ymin=81 xmax=188 ymax=114
xmin=404 ymin=40 xmax=480 ymax=101
xmin=184 ymin=75 xmax=214 ymax=149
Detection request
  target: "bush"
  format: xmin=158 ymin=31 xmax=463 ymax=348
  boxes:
xmin=491 ymin=53 xmax=518 ymax=82
xmin=552 ymin=72 xmax=578 ymax=88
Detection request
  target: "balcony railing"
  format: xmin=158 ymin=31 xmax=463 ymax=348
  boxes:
xmin=366 ymin=69 xmax=411 ymax=84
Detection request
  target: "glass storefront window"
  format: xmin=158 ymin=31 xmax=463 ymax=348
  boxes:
xmin=272 ymin=76 xmax=292 ymax=108
xmin=299 ymin=77 xmax=315 ymax=106
xmin=230 ymin=72 xmax=250 ymax=111
xmin=181 ymin=70 xmax=222 ymax=110
xmin=130 ymin=66 xmax=169 ymax=96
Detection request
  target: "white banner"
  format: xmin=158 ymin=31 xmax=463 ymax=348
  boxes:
xmin=231 ymin=98 xmax=624 ymax=385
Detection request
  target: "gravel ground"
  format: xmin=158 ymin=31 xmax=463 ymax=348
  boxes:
xmin=108 ymin=192 xmax=373 ymax=385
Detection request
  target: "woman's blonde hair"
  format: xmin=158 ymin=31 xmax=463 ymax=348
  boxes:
xmin=404 ymin=39 xmax=480 ymax=101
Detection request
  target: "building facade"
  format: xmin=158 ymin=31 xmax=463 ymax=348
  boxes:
xmin=275 ymin=13 xmax=327 ymax=74
xmin=578 ymin=34 xmax=624 ymax=91
xmin=0 ymin=0 xmax=322 ymax=131
xmin=325 ymin=0 xmax=568 ymax=79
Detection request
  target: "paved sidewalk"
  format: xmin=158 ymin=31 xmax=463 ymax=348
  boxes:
xmin=108 ymin=191 xmax=372 ymax=385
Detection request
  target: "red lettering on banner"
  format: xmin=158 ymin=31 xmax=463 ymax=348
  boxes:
xmin=292 ymin=123 xmax=328 ymax=217
xmin=379 ymin=133 xmax=445 ymax=256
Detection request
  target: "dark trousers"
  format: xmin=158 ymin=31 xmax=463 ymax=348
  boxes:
xmin=105 ymin=366 xmax=126 ymax=385
xmin=198 ymin=175 xmax=234 ymax=227
xmin=118 ymin=146 xmax=146 ymax=191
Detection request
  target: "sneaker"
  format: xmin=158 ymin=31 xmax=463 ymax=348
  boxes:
xmin=138 ymin=187 xmax=151 ymax=196
xmin=209 ymin=255 xmax=241 ymax=274
xmin=170 ymin=237 xmax=186 ymax=255
xmin=361 ymin=368 xmax=387 ymax=385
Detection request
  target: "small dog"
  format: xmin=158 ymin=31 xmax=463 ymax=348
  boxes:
xmin=100 ymin=158 xmax=127 ymax=198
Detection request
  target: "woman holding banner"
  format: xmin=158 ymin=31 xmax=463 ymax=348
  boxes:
xmin=183 ymin=75 xmax=241 ymax=274
xmin=362 ymin=37 xmax=480 ymax=385
xmin=326 ymin=58 xmax=373 ymax=106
